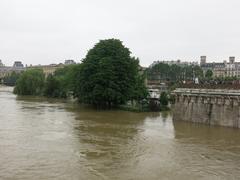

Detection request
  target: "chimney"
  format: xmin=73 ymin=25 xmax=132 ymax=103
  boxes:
xmin=229 ymin=56 xmax=235 ymax=64
xmin=200 ymin=56 xmax=206 ymax=66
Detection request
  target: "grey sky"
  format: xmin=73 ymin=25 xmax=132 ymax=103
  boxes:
xmin=1 ymin=0 xmax=240 ymax=67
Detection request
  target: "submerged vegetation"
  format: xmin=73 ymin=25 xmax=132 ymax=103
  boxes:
xmin=14 ymin=69 xmax=45 ymax=95
xmin=43 ymin=65 xmax=79 ymax=98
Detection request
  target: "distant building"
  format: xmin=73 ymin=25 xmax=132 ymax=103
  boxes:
xmin=0 ymin=60 xmax=25 ymax=79
xmin=200 ymin=56 xmax=207 ymax=66
xmin=13 ymin=61 xmax=24 ymax=68
xmin=200 ymin=56 xmax=240 ymax=78
xmin=0 ymin=60 xmax=4 ymax=67
xmin=64 ymin=60 xmax=76 ymax=65
xmin=27 ymin=64 xmax=64 ymax=76
xmin=27 ymin=60 xmax=76 ymax=76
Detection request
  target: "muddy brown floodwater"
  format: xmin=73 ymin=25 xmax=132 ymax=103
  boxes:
xmin=0 ymin=86 xmax=240 ymax=180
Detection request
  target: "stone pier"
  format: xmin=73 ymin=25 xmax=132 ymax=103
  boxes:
xmin=172 ymin=88 xmax=240 ymax=128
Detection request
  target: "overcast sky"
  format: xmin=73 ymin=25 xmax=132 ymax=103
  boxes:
xmin=1 ymin=0 xmax=240 ymax=66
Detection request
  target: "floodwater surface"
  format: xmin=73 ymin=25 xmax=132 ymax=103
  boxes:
xmin=0 ymin=86 xmax=240 ymax=180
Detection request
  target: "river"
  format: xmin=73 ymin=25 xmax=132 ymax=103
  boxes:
xmin=0 ymin=86 xmax=240 ymax=180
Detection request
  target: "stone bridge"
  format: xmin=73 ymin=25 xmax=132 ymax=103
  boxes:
xmin=172 ymin=88 xmax=240 ymax=128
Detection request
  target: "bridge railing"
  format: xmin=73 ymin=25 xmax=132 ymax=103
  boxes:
xmin=173 ymin=88 xmax=240 ymax=96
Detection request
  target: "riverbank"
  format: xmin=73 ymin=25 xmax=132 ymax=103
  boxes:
xmin=2 ymin=84 xmax=170 ymax=113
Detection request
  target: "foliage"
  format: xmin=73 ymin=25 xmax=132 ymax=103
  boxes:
xmin=3 ymin=71 xmax=21 ymax=86
xmin=14 ymin=39 xmax=148 ymax=109
xmin=44 ymin=65 xmax=80 ymax=98
xmin=193 ymin=65 xmax=204 ymax=78
xmin=74 ymin=39 xmax=147 ymax=107
xmin=160 ymin=92 xmax=169 ymax=106
xmin=168 ymin=94 xmax=176 ymax=104
xmin=14 ymin=65 xmax=81 ymax=98
xmin=147 ymin=63 xmax=203 ymax=83
xmin=43 ymin=74 xmax=62 ymax=98
xmin=205 ymin=69 xmax=213 ymax=79
xmin=14 ymin=69 xmax=45 ymax=95
xmin=131 ymin=70 xmax=149 ymax=101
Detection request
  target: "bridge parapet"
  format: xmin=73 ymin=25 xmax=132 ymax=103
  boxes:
xmin=173 ymin=88 xmax=240 ymax=106
xmin=173 ymin=88 xmax=240 ymax=96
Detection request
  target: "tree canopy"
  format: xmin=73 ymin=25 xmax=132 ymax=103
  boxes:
xmin=160 ymin=92 xmax=168 ymax=106
xmin=205 ymin=69 xmax=213 ymax=79
xmin=147 ymin=63 xmax=203 ymax=82
xmin=14 ymin=69 xmax=45 ymax=95
xmin=74 ymin=39 xmax=147 ymax=107
xmin=44 ymin=65 xmax=80 ymax=98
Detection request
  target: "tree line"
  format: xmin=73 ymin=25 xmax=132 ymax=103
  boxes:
xmin=14 ymin=39 xmax=148 ymax=108
xmin=147 ymin=63 xmax=204 ymax=82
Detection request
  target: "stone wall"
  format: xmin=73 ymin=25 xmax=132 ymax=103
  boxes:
xmin=172 ymin=90 xmax=240 ymax=128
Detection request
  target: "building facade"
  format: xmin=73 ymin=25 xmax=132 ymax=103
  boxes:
xmin=200 ymin=56 xmax=240 ymax=78
xmin=64 ymin=60 xmax=76 ymax=65
xmin=13 ymin=61 xmax=24 ymax=68
xmin=0 ymin=60 xmax=4 ymax=67
xmin=27 ymin=60 xmax=77 ymax=76
xmin=27 ymin=64 xmax=65 ymax=76
xmin=0 ymin=61 xmax=25 ymax=79
xmin=0 ymin=60 xmax=76 ymax=80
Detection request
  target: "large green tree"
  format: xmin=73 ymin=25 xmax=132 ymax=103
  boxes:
xmin=14 ymin=69 xmax=45 ymax=95
xmin=74 ymin=39 xmax=147 ymax=107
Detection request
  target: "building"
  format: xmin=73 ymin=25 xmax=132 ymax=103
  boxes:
xmin=27 ymin=59 xmax=79 ymax=76
xmin=0 ymin=67 xmax=13 ymax=78
xmin=0 ymin=60 xmax=4 ymax=67
xmin=27 ymin=64 xmax=65 ymax=76
xmin=200 ymin=56 xmax=207 ymax=66
xmin=13 ymin=61 xmax=24 ymax=68
xmin=225 ymin=57 xmax=240 ymax=77
xmin=64 ymin=60 xmax=76 ymax=65
xmin=0 ymin=60 xmax=25 ymax=79
xmin=200 ymin=56 xmax=240 ymax=78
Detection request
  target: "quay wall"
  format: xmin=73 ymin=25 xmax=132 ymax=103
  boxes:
xmin=172 ymin=89 xmax=240 ymax=128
